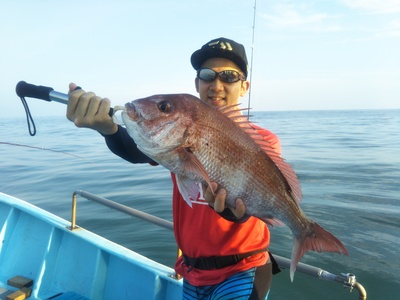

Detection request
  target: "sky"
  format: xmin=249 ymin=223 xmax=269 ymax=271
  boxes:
xmin=1 ymin=0 xmax=399 ymax=119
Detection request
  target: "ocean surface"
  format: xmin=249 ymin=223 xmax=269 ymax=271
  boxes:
xmin=1 ymin=109 xmax=399 ymax=300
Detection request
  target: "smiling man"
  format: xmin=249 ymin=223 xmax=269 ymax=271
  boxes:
xmin=67 ymin=37 xmax=280 ymax=299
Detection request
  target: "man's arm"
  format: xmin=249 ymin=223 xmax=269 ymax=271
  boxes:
xmin=67 ymin=83 xmax=155 ymax=164
xmin=66 ymin=83 xmax=242 ymax=214
xmin=103 ymin=125 xmax=156 ymax=164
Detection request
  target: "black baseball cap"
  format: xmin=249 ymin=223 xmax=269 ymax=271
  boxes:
xmin=190 ymin=37 xmax=249 ymax=79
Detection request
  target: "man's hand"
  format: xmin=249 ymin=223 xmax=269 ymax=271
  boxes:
xmin=67 ymin=83 xmax=118 ymax=135
xmin=204 ymin=182 xmax=246 ymax=219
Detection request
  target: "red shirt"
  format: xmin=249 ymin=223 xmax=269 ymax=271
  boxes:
xmin=173 ymin=126 xmax=281 ymax=286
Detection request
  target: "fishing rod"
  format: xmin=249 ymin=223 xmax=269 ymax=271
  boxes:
xmin=15 ymin=81 xmax=117 ymax=136
xmin=247 ymin=0 xmax=257 ymax=120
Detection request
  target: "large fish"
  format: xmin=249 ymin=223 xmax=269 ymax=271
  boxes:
xmin=121 ymin=94 xmax=348 ymax=281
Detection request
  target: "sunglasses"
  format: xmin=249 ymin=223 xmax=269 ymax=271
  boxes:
xmin=197 ymin=68 xmax=246 ymax=83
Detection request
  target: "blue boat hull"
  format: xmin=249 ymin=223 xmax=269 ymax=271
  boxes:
xmin=0 ymin=192 xmax=182 ymax=299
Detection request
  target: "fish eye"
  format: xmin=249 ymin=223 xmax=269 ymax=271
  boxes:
xmin=157 ymin=101 xmax=171 ymax=113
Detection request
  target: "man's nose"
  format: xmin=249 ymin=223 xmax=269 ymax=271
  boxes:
xmin=210 ymin=78 xmax=224 ymax=91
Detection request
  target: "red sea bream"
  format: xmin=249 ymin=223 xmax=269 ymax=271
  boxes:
xmin=121 ymin=94 xmax=348 ymax=281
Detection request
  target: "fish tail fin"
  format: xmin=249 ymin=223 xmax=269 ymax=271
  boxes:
xmin=290 ymin=222 xmax=348 ymax=282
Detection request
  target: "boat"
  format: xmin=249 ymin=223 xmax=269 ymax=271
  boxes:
xmin=0 ymin=191 xmax=182 ymax=300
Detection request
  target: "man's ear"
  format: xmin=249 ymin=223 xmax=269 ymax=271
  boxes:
xmin=240 ymin=80 xmax=250 ymax=97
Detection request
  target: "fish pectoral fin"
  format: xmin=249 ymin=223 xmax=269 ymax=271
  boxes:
xmin=175 ymin=175 xmax=201 ymax=207
xmin=178 ymin=148 xmax=213 ymax=195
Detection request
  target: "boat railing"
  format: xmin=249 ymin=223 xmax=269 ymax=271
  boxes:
xmin=70 ymin=190 xmax=367 ymax=300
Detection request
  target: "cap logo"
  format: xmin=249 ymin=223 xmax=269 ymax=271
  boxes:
xmin=208 ymin=41 xmax=233 ymax=51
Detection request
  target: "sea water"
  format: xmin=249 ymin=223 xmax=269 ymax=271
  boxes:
xmin=1 ymin=109 xmax=399 ymax=300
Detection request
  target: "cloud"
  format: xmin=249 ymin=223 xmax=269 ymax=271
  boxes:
xmin=340 ymin=0 xmax=400 ymax=14
xmin=374 ymin=18 xmax=400 ymax=38
xmin=260 ymin=1 xmax=400 ymax=42
xmin=260 ymin=4 xmax=342 ymax=32
xmin=351 ymin=17 xmax=400 ymax=41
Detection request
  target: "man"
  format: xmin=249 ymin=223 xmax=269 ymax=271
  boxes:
xmin=67 ymin=37 xmax=280 ymax=299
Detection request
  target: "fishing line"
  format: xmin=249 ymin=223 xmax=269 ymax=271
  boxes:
xmin=0 ymin=141 xmax=113 ymax=172
xmin=0 ymin=142 xmax=87 ymax=160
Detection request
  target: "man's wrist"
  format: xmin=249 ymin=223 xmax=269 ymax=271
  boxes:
xmin=211 ymin=206 xmax=251 ymax=223
xmin=99 ymin=123 xmax=119 ymax=135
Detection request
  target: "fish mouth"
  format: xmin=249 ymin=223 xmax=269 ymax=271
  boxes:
xmin=124 ymin=102 xmax=140 ymax=121
xmin=111 ymin=105 xmax=126 ymax=125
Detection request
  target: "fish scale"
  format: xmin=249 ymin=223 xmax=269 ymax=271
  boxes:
xmin=122 ymin=93 xmax=348 ymax=281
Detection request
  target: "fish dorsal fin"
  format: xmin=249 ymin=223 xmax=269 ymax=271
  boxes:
xmin=219 ymin=106 xmax=303 ymax=204
xmin=218 ymin=103 xmax=249 ymax=117
xmin=258 ymin=135 xmax=302 ymax=203
xmin=175 ymin=148 xmax=214 ymax=207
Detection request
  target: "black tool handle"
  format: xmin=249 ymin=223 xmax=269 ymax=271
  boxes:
xmin=15 ymin=81 xmax=114 ymax=116
xmin=16 ymin=81 xmax=54 ymax=101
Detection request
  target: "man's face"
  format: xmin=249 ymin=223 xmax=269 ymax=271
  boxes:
xmin=195 ymin=58 xmax=250 ymax=107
